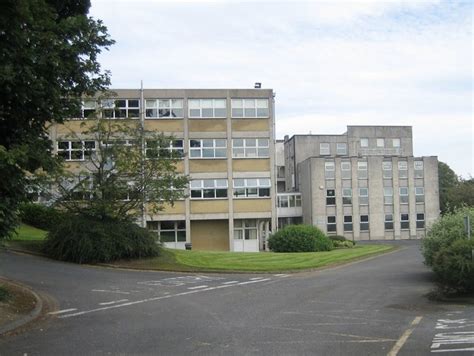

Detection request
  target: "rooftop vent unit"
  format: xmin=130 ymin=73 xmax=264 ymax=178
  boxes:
xmin=254 ymin=82 xmax=261 ymax=89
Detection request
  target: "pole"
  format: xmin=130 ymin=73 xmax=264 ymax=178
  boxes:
xmin=464 ymin=216 xmax=472 ymax=261
xmin=140 ymin=81 xmax=146 ymax=228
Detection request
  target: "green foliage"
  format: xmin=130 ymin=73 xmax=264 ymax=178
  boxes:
xmin=0 ymin=285 xmax=11 ymax=302
xmin=19 ymin=203 xmax=65 ymax=231
xmin=438 ymin=162 xmax=459 ymax=214
xmin=328 ymin=235 xmax=355 ymax=248
xmin=43 ymin=214 xmax=160 ymax=263
xmin=0 ymin=0 xmax=113 ymax=239
xmin=422 ymin=207 xmax=474 ymax=294
xmin=268 ymin=225 xmax=334 ymax=252
xmin=53 ymin=117 xmax=189 ymax=221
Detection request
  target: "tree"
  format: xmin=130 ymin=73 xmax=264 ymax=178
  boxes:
xmin=0 ymin=0 xmax=114 ymax=239
xmin=438 ymin=162 xmax=459 ymax=214
xmin=51 ymin=113 xmax=189 ymax=223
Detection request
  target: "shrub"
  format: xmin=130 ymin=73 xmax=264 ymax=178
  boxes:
xmin=268 ymin=225 xmax=333 ymax=252
xmin=422 ymin=207 xmax=474 ymax=294
xmin=19 ymin=203 xmax=65 ymax=231
xmin=43 ymin=214 xmax=160 ymax=263
xmin=333 ymin=240 xmax=355 ymax=248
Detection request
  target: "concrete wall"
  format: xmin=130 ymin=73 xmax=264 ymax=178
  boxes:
xmin=191 ymin=220 xmax=229 ymax=251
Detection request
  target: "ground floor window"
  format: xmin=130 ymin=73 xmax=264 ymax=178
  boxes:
xmin=401 ymin=214 xmax=410 ymax=230
xmin=147 ymin=220 xmax=186 ymax=243
xmin=416 ymin=213 xmax=425 ymax=228
xmin=385 ymin=214 xmax=394 ymax=230
xmin=343 ymin=215 xmax=353 ymax=232
xmin=327 ymin=216 xmax=336 ymax=232
xmin=360 ymin=215 xmax=369 ymax=231
xmin=234 ymin=220 xmax=257 ymax=240
xmin=278 ymin=217 xmax=303 ymax=229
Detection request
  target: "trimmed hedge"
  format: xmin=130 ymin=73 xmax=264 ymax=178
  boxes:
xmin=422 ymin=207 xmax=474 ymax=294
xmin=19 ymin=203 xmax=65 ymax=231
xmin=43 ymin=214 xmax=160 ymax=263
xmin=329 ymin=235 xmax=355 ymax=248
xmin=268 ymin=225 xmax=333 ymax=252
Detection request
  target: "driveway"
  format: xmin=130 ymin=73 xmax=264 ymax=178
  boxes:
xmin=0 ymin=241 xmax=473 ymax=355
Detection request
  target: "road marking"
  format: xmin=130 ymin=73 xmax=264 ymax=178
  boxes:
xmin=91 ymin=289 xmax=130 ymax=295
xmin=58 ymin=278 xmax=274 ymax=319
xmin=387 ymin=316 xmax=423 ymax=356
xmin=222 ymin=281 xmax=239 ymax=285
xmin=238 ymin=278 xmax=271 ymax=285
xmin=99 ymin=299 xmax=129 ymax=306
xmin=431 ymin=317 xmax=474 ymax=353
xmin=48 ymin=308 xmax=77 ymax=315
xmin=431 ymin=347 xmax=474 ymax=353
xmin=187 ymin=285 xmax=208 ymax=290
xmin=250 ymin=277 xmax=264 ymax=280
xmin=274 ymin=274 xmax=290 ymax=277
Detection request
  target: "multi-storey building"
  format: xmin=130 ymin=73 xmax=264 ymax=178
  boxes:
xmin=49 ymin=88 xmax=276 ymax=252
xmin=282 ymin=126 xmax=440 ymax=240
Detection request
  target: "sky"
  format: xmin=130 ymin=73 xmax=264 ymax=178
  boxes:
xmin=89 ymin=0 xmax=473 ymax=177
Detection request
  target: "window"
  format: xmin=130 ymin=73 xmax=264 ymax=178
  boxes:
xmin=398 ymin=161 xmax=408 ymax=178
xmin=359 ymin=188 xmax=369 ymax=205
xmin=145 ymin=99 xmax=183 ymax=118
xmin=82 ymin=99 xmax=97 ymax=118
xmin=234 ymin=220 xmax=257 ymax=240
xmin=326 ymin=189 xmax=335 ymax=206
xmin=344 ymin=216 xmax=353 ymax=231
xmin=337 ymin=143 xmax=347 ymax=155
xmin=341 ymin=161 xmax=351 ymax=179
xmin=383 ymin=161 xmax=393 ymax=178
xmin=416 ymin=213 xmax=425 ymax=228
xmin=102 ymin=99 xmax=139 ymax=118
xmin=342 ymin=188 xmax=352 ymax=205
xmin=231 ymin=99 xmax=269 ymax=118
xmin=360 ymin=215 xmax=369 ymax=231
xmin=57 ymin=141 xmax=96 ymax=161
xmin=414 ymin=160 xmax=424 ymax=178
xmin=277 ymin=194 xmax=302 ymax=208
xmin=320 ymin=143 xmax=330 ymax=155
xmin=384 ymin=187 xmax=393 ymax=204
xmin=278 ymin=195 xmax=288 ymax=208
xmin=232 ymin=138 xmax=269 ymax=158
xmin=145 ymin=140 xmax=184 ymax=159
xmin=392 ymin=138 xmax=401 ymax=148
xmin=190 ymin=139 xmax=226 ymax=158
xmin=377 ymin=138 xmax=385 ymax=148
xmin=233 ymin=178 xmax=271 ymax=198
xmin=327 ymin=216 xmax=336 ymax=232
xmin=188 ymin=99 xmax=226 ymax=118
xmin=415 ymin=187 xmax=424 ymax=203
xmin=401 ymin=214 xmax=410 ymax=229
xmin=147 ymin=221 xmax=186 ymax=243
xmin=399 ymin=187 xmax=409 ymax=204
xmin=385 ymin=214 xmax=394 ymax=230
xmin=358 ymin=161 xmax=368 ymax=179
xmin=325 ymin=161 xmax=335 ymax=179
xmin=190 ymin=179 xmax=228 ymax=199
xmin=360 ymin=138 xmax=369 ymax=148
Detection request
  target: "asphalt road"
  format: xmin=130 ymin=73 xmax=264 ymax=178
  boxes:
xmin=1 ymin=241 xmax=473 ymax=355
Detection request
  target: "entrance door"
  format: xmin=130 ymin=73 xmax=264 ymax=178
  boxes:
xmin=233 ymin=219 xmax=259 ymax=252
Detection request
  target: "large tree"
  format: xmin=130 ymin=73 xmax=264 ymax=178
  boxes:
xmin=438 ymin=161 xmax=459 ymax=214
xmin=0 ymin=0 xmax=114 ymax=238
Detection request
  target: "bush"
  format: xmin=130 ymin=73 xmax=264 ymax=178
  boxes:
xmin=268 ymin=225 xmax=333 ymax=252
xmin=422 ymin=207 xmax=474 ymax=294
xmin=19 ymin=203 xmax=65 ymax=231
xmin=43 ymin=214 xmax=160 ymax=263
xmin=333 ymin=240 xmax=355 ymax=248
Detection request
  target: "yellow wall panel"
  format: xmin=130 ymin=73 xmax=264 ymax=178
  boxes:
xmin=232 ymin=159 xmax=270 ymax=172
xmin=145 ymin=120 xmax=183 ymax=133
xmin=190 ymin=200 xmax=228 ymax=214
xmin=189 ymin=119 xmax=226 ymax=132
xmin=233 ymin=199 xmax=272 ymax=213
xmin=232 ymin=119 xmax=269 ymax=131
xmin=189 ymin=160 xmax=227 ymax=173
xmin=191 ymin=220 xmax=229 ymax=251
xmin=151 ymin=201 xmax=185 ymax=215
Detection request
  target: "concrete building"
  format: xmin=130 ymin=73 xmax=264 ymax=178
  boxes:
xmin=50 ymin=88 xmax=276 ymax=252
xmin=282 ymin=126 xmax=440 ymax=240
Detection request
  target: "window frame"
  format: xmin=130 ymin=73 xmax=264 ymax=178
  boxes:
xmin=189 ymin=139 xmax=227 ymax=159
xmin=145 ymin=139 xmax=184 ymax=159
xmin=102 ymin=98 xmax=140 ymax=119
xmin=145 ymin=99 xmax=184 ymax=119
xmin=232 ymin=138 xmax=269 ymax=158
xmin=399 ymin=187 xmax=409 ymax=204
xmin=147 ymin=220 xmax=186 ymax=243
xmin=343 ymin=215 xmax=353 ymax=232
xmin=342 ymin=188 xmax=352 ymax=205
xmin=376 ymin=138 xmax=385 ymax=148
xmin=188 ymin=98 xmax=227 ymax=119
xmin=233 ymin=178 xmax=271 ymax=198
xmin=57 ymin=140 xmax=96 ymax=161
xmin=326 ymin=189 xmax=336 ymax=206
xmin=359 ymin=187 xmax=369 ymax=205
xmin=336 ymin=143 xmax=347 ymax=155
xmin=360 ymin=138 xmax=369 ymax=148
xmin=190 ymin=179 xmax=228 ymax=199
xmin=416 ymin=213 xmax=425 ymax=228
xmin=357 ymin=161 xmax=368 ymax=179
xmin=401 ymin=213 xmax=410 ymax=230
xmin=325 ymin=161 xmax=335 ymax=179
xmin=385 ymin=214 xmax=394 ymax=230
xmin=233 ymin=219 xmax=258 ymax=240
xmin=360 ymin=215 xmax=369 ymax=231
xmin=320 ymin=143 xmax=330 ymax=155
xmin=415 ymin=187 xmax=425 ymax=203
xmin=231 ymin=98 xmax=269 ymax=118
xmin=341 ymin=161 xmax=351 ymax=179
xmin=327 ymin=216 xmax=336 ymax=233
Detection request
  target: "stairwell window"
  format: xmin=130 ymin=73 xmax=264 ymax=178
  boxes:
xmin=327 ymin=216 xmax=336 ymax=232
xmin=384 ymin=187 xmax=393 ymax=204
xmin=398 ymin=161 xmax=408 ymax=178
xmin=342 ymin=188 xmax=352 ymax=205
xmin=416 ymin=213 xmax=425 ymax=228
xmin=341 ymin=161 xmax=351 ymax=179
xmin=414 ymin=160 xmax=424 ymax=178
xmin=337 ymin=143 xmax=347 ymax=155
xmin=325 ymin=161 xmax=335 ymax=179
xmin=320 ymin=143 xmax=330 ymax=155
xmin=399 ymin=187 xmax=409 ymax=204
xmin=385 ymin=214 xmax=394 ymax=230
xmin=326 ymin=189 xmax=335 ymax=206
xmin=358 ymin=161 xmax=368 ymax=179
xmin=359 ymin=188 xmax=369 ymax=205
xmin=383 ymin=161 xmax=393 ymax=178
xmin=415 ymin=187 xmax=425 ymax=203
xmin=344 ymin=216 xmax=353 ymax=232
xmin=401 ymin=214 xmax=410 ymax=229
xmin=360 ymin=215 xmax=369 ymax=231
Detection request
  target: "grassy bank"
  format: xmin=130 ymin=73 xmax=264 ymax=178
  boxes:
xmin=113 ymin=244 xmax=396 ymax=273
xmin=4 ymin=224 xmax=47 ymax=254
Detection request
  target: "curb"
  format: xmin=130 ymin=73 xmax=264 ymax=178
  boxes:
xmin=0 ymin=278 xmax=44 ymax=336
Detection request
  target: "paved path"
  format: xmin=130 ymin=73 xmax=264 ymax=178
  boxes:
xmin=1 ymin=241 xmax=473 ymax=355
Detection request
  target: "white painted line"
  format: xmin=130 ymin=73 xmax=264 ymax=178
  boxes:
xmin=58 ymin=275 xmax=274 ymax=319
xmin=48 ymin=308 xmax=77 ymax=315
xmin=431 ymin=347 xmax=474 ymax=353
xmin=274 ymin=274 xmax=290 ymax=277
xmin=187 ymin=285 xmax=208 ymax=290
xmin=238 ymin=278 xmax=272 ymax=285
xmin=387 ymin=316 xmax=423 ymax=356
xmin=250 ymin=277 xmax=264 ymax=280
xmin=222 ymin=281 xmax=239 ymax=285
xmin=99 ymin=299 xmax=129 ymax=306
xmin=91 ymin=289 xmax=130 ymax=295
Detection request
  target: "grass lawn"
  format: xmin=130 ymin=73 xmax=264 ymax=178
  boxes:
xmin=113 ymin=244 xmax=396 ymax=273
xmin=4 ymin=224 xmax=47 ymax=254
